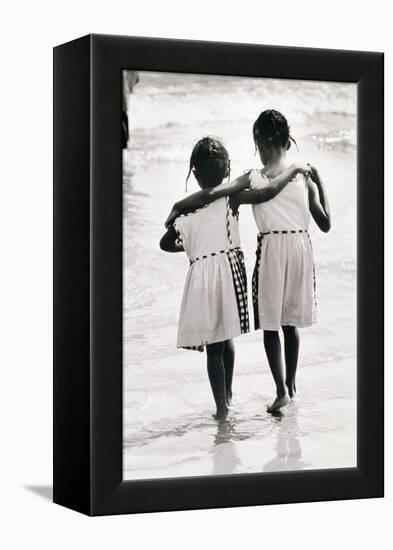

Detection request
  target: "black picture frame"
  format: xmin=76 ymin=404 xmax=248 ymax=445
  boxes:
xmin=53 ymin=34 xmax=384 ymax=516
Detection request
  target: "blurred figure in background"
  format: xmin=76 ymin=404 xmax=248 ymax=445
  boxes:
xmin=122 ymin=70 xmax=139 ymax=148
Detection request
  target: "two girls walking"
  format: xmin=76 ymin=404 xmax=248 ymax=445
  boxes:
xmin=160 ymin=110 xmax=331 ymax=418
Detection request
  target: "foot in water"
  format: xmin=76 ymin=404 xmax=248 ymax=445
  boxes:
xmin=267 ymin=393 xmax=290 ymax=413
xmin=226 ymin=390 xmax=233 ymax=407
xmin=212 ymin=405 xmax=229 ymax=421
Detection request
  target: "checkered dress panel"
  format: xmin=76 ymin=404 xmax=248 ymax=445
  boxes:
xmin=225 ymin=196 xmax=249 ymax=333
xmin=252 ymin=233 xmax=263 ymax=331
xmin=227 ymin=248 xmax=250 ymax=334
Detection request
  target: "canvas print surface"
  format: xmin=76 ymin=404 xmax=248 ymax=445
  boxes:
xmin=122 ymin=70 xmax=357 ymax=480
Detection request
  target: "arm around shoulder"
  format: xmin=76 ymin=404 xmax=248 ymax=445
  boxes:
xmin=236 ymin=164 xmax=301 ymax=205
xmin=172 ymin=173 xmax=251 ymax=213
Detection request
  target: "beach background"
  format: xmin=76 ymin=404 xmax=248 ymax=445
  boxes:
xmin=122 ymin=71 xmax=357 ymax=480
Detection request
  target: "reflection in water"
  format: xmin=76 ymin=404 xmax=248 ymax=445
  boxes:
xmin=211 ymin=419 xmax=242 ymax=476
xmin=263 ymin=406 xmax=308 ymax=472
xmin=210 ymin=404 xmax=310 ymax=476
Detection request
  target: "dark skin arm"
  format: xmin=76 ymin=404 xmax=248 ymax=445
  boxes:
xmin=231 ymin=164 xmax=315 ymax=208
xmin=159 ymin=225 xmax=185 ymax=253
xmin=306 ymin=166 xmax=331 ymax=233
xmin=230 ymin=186 xmax=288 ymax=207
xmin=164 ymin=173 xmax=249 ymax=227
xmin=164 ymin=163 xmax=309 ymax=228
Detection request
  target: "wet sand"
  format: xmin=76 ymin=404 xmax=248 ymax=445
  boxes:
xmin=124 ymin=340 xmax=356 ymax=479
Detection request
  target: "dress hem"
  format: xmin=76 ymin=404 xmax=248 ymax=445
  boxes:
xmin=177 ymin=325 xmax=245 ymax=349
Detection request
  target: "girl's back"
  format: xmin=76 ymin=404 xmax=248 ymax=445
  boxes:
xmin=174 ymin=197 xmax=240 ymax=260
xmin=250 ymin=170 xmax=310 ymax=233
xmin=174 ymin=197 xmax=248 ymax=350
xmin=250 ymin=169 xmax=316 ymax=331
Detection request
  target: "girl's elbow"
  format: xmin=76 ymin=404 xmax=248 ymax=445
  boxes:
xmin=160 ymin=237 xmax=169 ymax=251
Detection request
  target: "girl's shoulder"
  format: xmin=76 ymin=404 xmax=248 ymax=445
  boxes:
xmin=293 ymin=171 xmax=309 ymax=188
xmin=175 ymin=197 xmax=226 ymax=227
xmin=176 ymin=203 xmax=210 ymax=222
xmin=248 ymin=169 xmax=268 ymax=189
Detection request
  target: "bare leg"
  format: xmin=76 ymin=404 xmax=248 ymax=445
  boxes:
xmin=282 ymin=326 xmax=299 ymax=399
xmin=263 ymin=330 xmax=290 ymax=412
xmin=223 ymin=339 xmax=235 ymax=405
xmin=206 ymin=342 xmax=228 ymax=420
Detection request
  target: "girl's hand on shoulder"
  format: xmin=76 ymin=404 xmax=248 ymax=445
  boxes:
xmin=308 ymin=164 xmax=321 ymax=184
xmin=164 ymin=206 xmax=180 ymax=229
xmin=293 ymin=162 xmax=313 ymax=177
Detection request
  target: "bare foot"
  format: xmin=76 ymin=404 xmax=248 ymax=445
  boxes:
xmin=267 ymin=394 xmax=290 ymax=413
xmin=212 ymin=405 xmax=229 ymax=421
xmin=226 ymin=391 xmax=233 ymax=407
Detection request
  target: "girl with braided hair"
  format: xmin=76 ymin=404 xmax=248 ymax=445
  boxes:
xmin=160 ymin=136 xmax=308 ymax=419
xmin=165 ymin=110 xmax=330 ymax=413
xmin=249 ymin=110 xmax=331 ymax=412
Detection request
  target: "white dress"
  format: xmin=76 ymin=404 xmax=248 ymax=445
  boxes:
xmin=250 ymin=169 xmax=317 ymax=331
xmin=174 ymin=197 xmax=249 ymax=350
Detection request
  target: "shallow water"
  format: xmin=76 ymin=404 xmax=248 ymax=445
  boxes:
xmin=123 ymin=354 xmax=356 ymax=478
xmin=123 ymin=72 xmax=357 ymax=480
